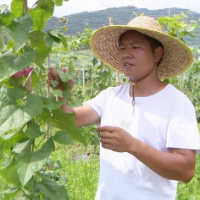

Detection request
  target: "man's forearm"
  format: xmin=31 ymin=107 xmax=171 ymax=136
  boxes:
xmin=56 ymin=96 xmax=74 ymax=113
xmin=129 ymin=138 xmax=195 ymax=183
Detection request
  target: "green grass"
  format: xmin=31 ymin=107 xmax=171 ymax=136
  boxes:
xmin=177 ymin=153 xmax=200 ymax=200
xmin=52 ymin=143 xmax=99 ymax=200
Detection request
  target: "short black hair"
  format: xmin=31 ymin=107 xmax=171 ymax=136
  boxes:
xmin=144 ymin=35 xmax=163 ymax=53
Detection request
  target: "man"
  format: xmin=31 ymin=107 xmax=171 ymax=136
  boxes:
xmin=47 ymin=16 xmax=200 ymax=200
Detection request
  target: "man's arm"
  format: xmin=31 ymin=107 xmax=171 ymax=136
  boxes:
xmin=130 ymin=139 xmax=195 ymax=183
xmin=57 ymin=96 xmax=100 ymax=127
xmin=97 ymin=126 xmax=195 ymax=183
xmin=48 ymin=68 xmax=100 ymax=127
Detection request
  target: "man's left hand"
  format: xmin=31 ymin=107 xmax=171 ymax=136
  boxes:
xmin=97 ymin=126 xmax=135 ymax=152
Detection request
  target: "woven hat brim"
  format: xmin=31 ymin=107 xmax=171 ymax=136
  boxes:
xmin=90 ymin=25 xmax=193 ymax=79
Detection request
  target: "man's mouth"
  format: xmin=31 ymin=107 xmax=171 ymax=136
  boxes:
xmin=124 ymin=62 xmax=134 ymax=67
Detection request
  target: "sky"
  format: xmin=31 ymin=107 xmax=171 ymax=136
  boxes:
xmin=1 ymin=0 xmax=200 ymax=17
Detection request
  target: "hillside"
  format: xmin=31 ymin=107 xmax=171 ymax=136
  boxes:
xmin=45 ymin=6 xmax=200 ymax=47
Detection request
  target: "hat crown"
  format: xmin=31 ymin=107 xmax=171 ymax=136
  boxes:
xmin=127 ymin=16 xmax=163 ymax=33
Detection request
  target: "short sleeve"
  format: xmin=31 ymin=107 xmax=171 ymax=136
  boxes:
xmin=84 ymin=87 xmax=112 ymax=118
xmin=166 ymin=96 xmax=200 ymax=153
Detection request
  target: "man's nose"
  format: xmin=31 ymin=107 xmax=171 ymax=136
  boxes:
xmin=121 ymin=49 xmax=133 ymax=59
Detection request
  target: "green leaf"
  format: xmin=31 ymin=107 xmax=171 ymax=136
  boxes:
xmin=35 ymin=0 xmax=54 ymax=22
xmin=53 ymin=131 xmax=73 ymax=145
xmin=17 ymin=13 xmax=33 ymax=30
xmin=0 ymin=37 xmax=4 ymax=51
xmin=29 ymin=0 xmax=54 ymax=30
xmin=1 ymin=87 xmax=23 ymax=105
xmin=0 ymin=159 xmax=19 ymax=185
xmin=53 ymin=0 xmax=63 ymax=6
xmin=50 ymin=109 xmax=86 ymax=145
xmin=62 ymin=26 xmax=68 ymax=32
xmin=12 ymin=139 xmax=31 ymax=154
xmin=51 ymin=80 xmax=59 ymax=88
xmin=4 ymin=88 xmax=25 ymax=104
xmin=2 ymin=187 xmax=19 ymax=200
xmin=29 ymin=30 xmax=46 ymax=46
xmin=0 ymin=102 xmax=32 ymax=136
xmin=27 ymin=123 xmax=43 ymax=139
xmin=0 ymin=46 xmax=36 ymax=82
xmin=11 ymin=0 xmax=23 ymax=18
xmin=92 ymin=57 xmax=98 ymax=66
xmin=53 ymin=159 xmax=62 ymax=169
xmin=12 ymin=46 xmax=36 ymax=70
xmin=40 ymin=108 xmax=52 ymax=123
xmin=23 ymin=94 xmax=43 ymax=117
xmin=3 ymin=22 xmax=28 ymax=52
xmin=1 ymin=132 xmax=28 ymax=153
xmin=52 ymin=90 xmax=63 ymax=97
xmin=0 ymin=92 xmax=42 ymax=136
xmin=6 ymin=39 xmax=15 ymax=51
xmin=29 ymin=31 xmax=53 ymax=64
xmin=37 ymin=179 xmax=68 ymax=200
xmin=58 ymin=33 xmax=67 ymax=48
xmin=17 ymin=138 xmax=55 ymax=186
xmin=47 ymin=30 xmax=62 ymax=43
xmin=56 ymin=67 xmax=73 ymax=82
xmin=30 ymin=8 xmax=46 ymax=31
xmin=0 ymin=13 xmax=15 ymax=26
xmin=47 ymin=95 xmax=63 ymax=111
xmin=36 ymin=0 xmax=54 ymax=22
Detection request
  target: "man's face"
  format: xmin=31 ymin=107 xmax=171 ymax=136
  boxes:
xmin=119 ymin=30 xmax=158 ymax=82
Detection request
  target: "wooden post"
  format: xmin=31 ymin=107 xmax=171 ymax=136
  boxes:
xmin=23 ymin=0 xmax=28 ymax=13
xmin=23 ymin=0 xmax=32 ymax=93
xmin=83 ymin=65 xmax=85 ymax=95
xmin=91 ymin=63 xmax=94 ymax=96
xmin=109 ymin=17 xmax=120 ymax=86
xmin=46 ymin=55 xmax=51 ymax=140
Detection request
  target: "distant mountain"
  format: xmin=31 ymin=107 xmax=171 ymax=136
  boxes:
xmin=45 ymin=6 xmax=200 ymax=47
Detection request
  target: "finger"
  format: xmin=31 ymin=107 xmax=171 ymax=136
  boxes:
xmin=47 ymin=72 xmax=54 ymax=80
xmin=62 ymin=68 xmax=69 ymax=73
xmin=100 ymin=138 xmax=113 ymax=145
xmin=49 ymin=67 xmax=60 ymax=80
xmin=101 ymin=143 xmax=114 ymax=151
xmin=99 ymin=131 xmax=112 ymax=139
xmin=46 ymin=79 xmax=51 ymax=85
xmin=97 ymin=126 xmax=115 ymax=133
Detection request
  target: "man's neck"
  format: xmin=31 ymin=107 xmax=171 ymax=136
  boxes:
xmin=129 ymin=77 xmax=167 ymax=97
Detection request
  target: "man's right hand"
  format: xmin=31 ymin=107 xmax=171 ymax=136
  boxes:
xmin=47 ymin=67 xmax=75 ymax=91
xmin=47 ymin=67 xmax=100 ymax=127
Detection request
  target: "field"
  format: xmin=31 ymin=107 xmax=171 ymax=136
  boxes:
xmin=0 ymin=2 xmax=200 ymax=199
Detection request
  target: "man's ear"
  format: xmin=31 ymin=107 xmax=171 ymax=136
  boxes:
xmin=154 ymin=46 xmax=163 ymax=63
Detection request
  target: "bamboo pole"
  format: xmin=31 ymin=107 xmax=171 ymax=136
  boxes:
xmin=91 ymin=63 xmax=94 ymax=96
xmin=83 ymin=65 xmax=85 ymax=95
xmin=46 ymin=55 xmax=51 ymax=139
xmin=24 ymin=0 xmax=32 ymax=93
xmin=109 ymin=17 xmax=120 ymax=86
xmin=24 ymin=0 xmax=34 ymax=151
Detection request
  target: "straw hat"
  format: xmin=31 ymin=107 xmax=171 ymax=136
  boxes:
xmin=90 ymin=16 xmax=193 ymax=79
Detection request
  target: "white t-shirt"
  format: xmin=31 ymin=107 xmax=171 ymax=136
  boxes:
xmin=85 ymin=84 xmax=200 ymax=200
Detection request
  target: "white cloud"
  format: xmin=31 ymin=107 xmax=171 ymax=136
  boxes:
xmin=1 ymin=0 xmax=200 ymax=17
